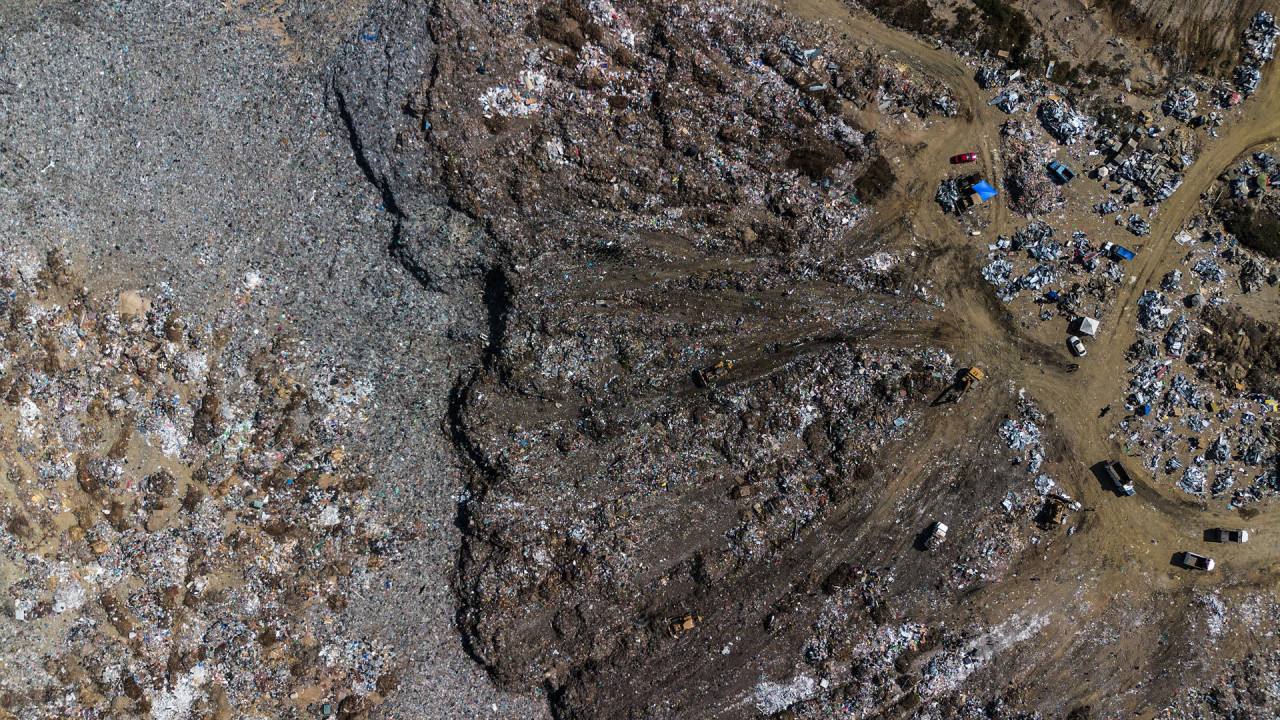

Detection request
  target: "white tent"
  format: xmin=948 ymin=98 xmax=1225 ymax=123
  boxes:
xmin=1078 ymin=317 xmax=1099 ymax=336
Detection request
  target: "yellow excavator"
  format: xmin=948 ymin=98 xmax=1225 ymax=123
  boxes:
xmin=933 ymin=367 xmax=984 ymax=405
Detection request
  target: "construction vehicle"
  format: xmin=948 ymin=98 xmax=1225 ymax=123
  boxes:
xmin=668 ymin=614 xmax=702 ymax=637
xmin=925 ymin=521 xmax=948 ymax=550
xmin=693 ymin=360 xmax=733 ymax=387
xmin=1038 ymin=494 xmax=1074 ymax=527
xmin=1101 ymin=461 xmax=1136 ymax=496
xmin=934 ymin=367 xmax=984 ymax=405
xmin=1208 ymin=528 xmax=1249 ymax=543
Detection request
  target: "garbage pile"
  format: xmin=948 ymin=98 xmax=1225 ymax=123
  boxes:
xmin=1243 ymin=12 xmax=1279 ymax=65
xmin=1161 ymin=87 xmax=1198 ymax=123
xmin=1193 ymin=258 xmax=1227 ymax=283
xmin=982 ymin=256 xmax=1058 ymax=303
xmin=933 ymin=94 xmax=959 ymax=117
xmin=1127 ymin=214 xmax=1151 ymax=236
xmin=990 ymin=89 xmax=1020 ymax=114
xmin=1235 ymin=65 xmax=1262 ymax=94
xmin=0 ymin=252 xmax=399 ymax=718
xmin=935 ymin=178 xmax=961 ymax=212
xmin=1137 ymin=291 xmax=1172 ymax=330
xmin=982 ymin=258 xmax=1014 ymax=287
xmin=1231 ymin=13 xmax=1277 ymax=94
xmin=1164 ymin=317 xmax=1190 ymax=356
xmin=1180 ymin=466 xmax=1207 ymax=495
xmin=1115 ymin=150 xmax=1184 ymax=202
xmin=1115 ymin=215 xmax=1280 ymax=505
xmin=999 ymin=402 xmax=1048 ymax=474
xmin=1094 ymin=197 xmax=1122 ymax=215
xmin=1124 ymin=358 xmax=1169 ymax=408
xmin=1003 ymin=147 xmax=1063 ymax=215
xmin=1221 ymin=150 xmax=1277 ymax=201
xmin=975 ymin=67 xmax=1005 ymax=89
xmin=1240 ymin=257 xmax=1267 ymax=292
xmin=1037 ymin=100 xmax=1089 ymax=143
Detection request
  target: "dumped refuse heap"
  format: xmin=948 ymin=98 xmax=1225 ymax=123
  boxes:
xmin=1243 ymin=12 xmax=1279 ymax=65
xmin=935 ymin=178 xmax=962 ymax=212
xmin=1193 ymin=258 xmax=1228 ymax=283
xmin=990 ymin=89 xmax=1020 ymax=114
xmin=975 ymin=67 xmax=1005 ymax=89
xmin=1235 ymin=65 xmax=1263 ymax=94
xmin=1137 ymin=290 xmax=1172 ymax=330
xmin=0 ymin=252 xmax=399 ymax=718
xmin=1037 ymin=100 xmax=1090 ymax=144
xmin=1127 ymin=214 xmax=1152 ymax=236
xmin=999 ymin=402 xmax=1048 ymax=474
xmin=1162 ymin=87 xmax=1198 ymax=123
xmin=1116 ymin=150 xmax=1184 ymax=202
xmin=982 ymin=243 xmax=1059 ymax=302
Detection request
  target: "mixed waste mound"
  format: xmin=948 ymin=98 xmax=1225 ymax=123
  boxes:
xmin=0 ymin=253 xmax=401 ymax=719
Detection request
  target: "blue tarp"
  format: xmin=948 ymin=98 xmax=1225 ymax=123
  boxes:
xmin=972 ymin=180 xmax=998 ymax=201
xmin=1112 ymin=245 xmax=1135 ymax=260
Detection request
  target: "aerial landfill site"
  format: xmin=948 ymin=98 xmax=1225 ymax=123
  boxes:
xmin=3 ymin=0 xmax=1280 ymax=718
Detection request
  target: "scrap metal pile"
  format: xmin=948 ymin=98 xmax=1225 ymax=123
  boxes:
xmin=1116 ymin=188 xmax=1280 ymax=506
xmin=1037 ymin=100 xmax=1090 ymax=144
xmin=1115 ymin=149 xmax=1185 ymax=203
xmin=1161 ymin=87 xmax=1198 ymax=123
xmin=980 ymin=222 xmax=1081 ymax=303
xmin=1236 ymin=12 xmax=1279 ymax=94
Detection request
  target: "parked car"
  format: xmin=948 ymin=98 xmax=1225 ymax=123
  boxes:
xmin=1068 ymin=335 xmax=1087 ymax=357
xmin=1047 ymin=160 xmax=1076 ymax=183
xmin=1181 ymin=551 xmax=1215 ymax=571
xmin=1209 ymin=528 xmax=1249 ymax=543
xmin=1102 ymin=241 xmax=1135 ymax=260
xmin=951 ymin=152 xmax=978 ymax=164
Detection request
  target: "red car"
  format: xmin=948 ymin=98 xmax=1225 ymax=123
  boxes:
xmin=951 ymin=153 xmax=978 ymax=164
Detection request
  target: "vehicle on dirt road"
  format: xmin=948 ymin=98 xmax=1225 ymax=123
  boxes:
xmin=925 ymin=521 xmax=948 ymax=550
xmin=1181 ymin=552 xmax=1215 ymax=571
xmin=1102 ymin=461 xmax=1136 ymax=496
xmin=1068 ymin=336 xmax=1087 ymax=357
xmin=951 ymin=152 xmax=978 ymax=164
xmin=1209 ymin=528 xmax=1249 ymax=543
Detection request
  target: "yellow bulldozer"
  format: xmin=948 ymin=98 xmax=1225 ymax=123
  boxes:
xmin=933 ymin=367 xmax=984 ymax=405
xmin=693 ymin=360 xmax=733 ymax=388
